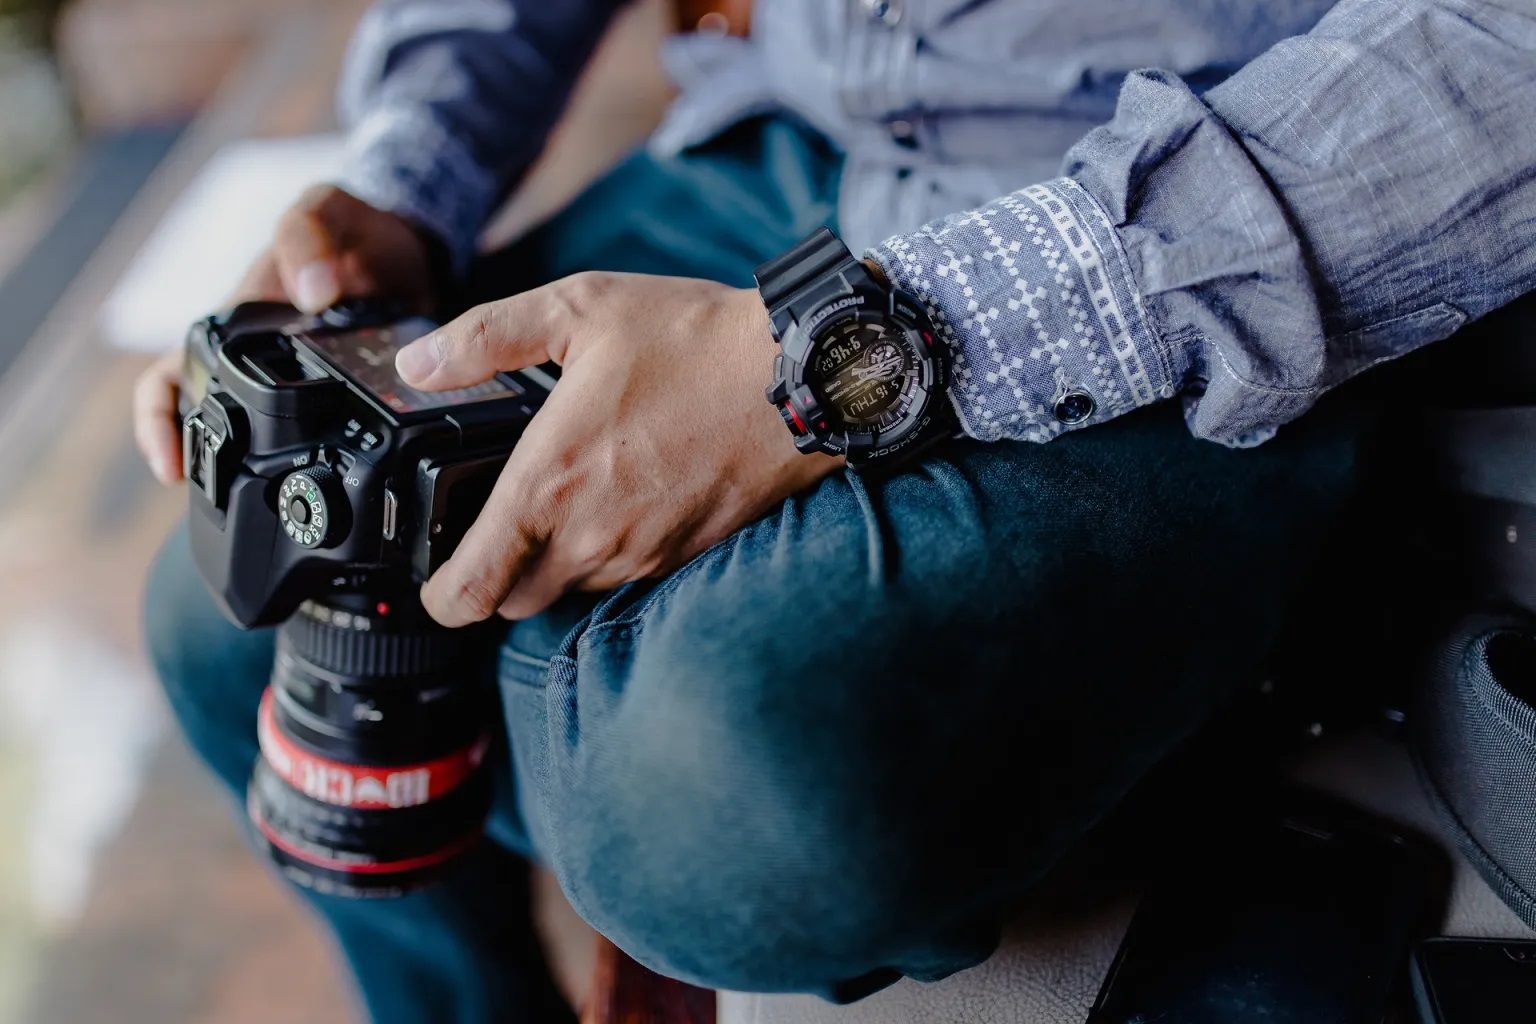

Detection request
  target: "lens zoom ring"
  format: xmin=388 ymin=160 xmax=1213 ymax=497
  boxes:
xmin=281 ymin=614 xmax=465 ymax=677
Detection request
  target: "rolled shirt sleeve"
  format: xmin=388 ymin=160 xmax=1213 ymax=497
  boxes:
xmin=869 ymin=0 xmax=1536 ymax=446
xmin=333 ymin=0 xmax=624 ymax=271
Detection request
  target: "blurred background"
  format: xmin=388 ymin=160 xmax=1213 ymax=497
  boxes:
xmin=0 ymin=1 xmax=674 ymax=1019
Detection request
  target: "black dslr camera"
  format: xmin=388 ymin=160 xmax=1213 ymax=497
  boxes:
xmin=180 ymin=300 xmax=553 ymax=896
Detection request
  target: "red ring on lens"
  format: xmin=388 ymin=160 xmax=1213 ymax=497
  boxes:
xmin=257 ymin=688 xmax=489 ymax=810
xmin=249 ymin=802 xmax=481 ymax=874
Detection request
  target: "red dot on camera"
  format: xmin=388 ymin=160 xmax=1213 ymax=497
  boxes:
xmin=376 ymin=602 xmax=390 ymax=616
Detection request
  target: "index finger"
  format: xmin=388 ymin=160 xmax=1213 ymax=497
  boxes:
xmin=419 ymin=449 xmax=553 ymax=627
xmin=395 ymin=284 xmax=572 ymax=391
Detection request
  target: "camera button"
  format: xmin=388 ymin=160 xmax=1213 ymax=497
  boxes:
xmin=279 ymin=466 xmax=346 ymax=549
xmin=344 ymin=418 xmax=363 ymax=439
xmin=382 ymin=489 xmax=399 ymax=541
xmin=321 ymin=300 xmax=371 ymax=329
xmin=360 ymin=431 xmax=382 ymax=452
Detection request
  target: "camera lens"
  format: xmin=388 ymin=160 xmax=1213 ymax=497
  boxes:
xmin=247 ymin=591 xmax=497 ymax=898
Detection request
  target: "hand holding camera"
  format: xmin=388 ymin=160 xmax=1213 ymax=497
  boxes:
xmin=133 ymin=186 xmax=435 ymax=485
xmin=135 ymin=179 xmax=514 ymax=894
xmin=396 ymin=271 xmax=841 ymax=627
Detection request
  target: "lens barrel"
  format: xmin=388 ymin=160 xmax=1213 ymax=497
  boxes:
xmin=248 ymin=592 xmax=496 ymax=898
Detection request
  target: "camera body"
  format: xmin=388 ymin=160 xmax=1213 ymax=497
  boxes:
xmin=181 ymin=300 xmax=552 ymax=628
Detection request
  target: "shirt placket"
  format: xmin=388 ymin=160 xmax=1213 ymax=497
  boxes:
xmin=837 ymin=0 xmax=932 ymax=248
xmin=841 ymin=0 xmax=921 ymax=134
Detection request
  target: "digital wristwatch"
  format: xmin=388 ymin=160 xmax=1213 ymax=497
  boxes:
xmin=755 ymin=228 xmax=953 ymax=469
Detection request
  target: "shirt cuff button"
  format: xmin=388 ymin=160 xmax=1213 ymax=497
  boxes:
xmin=863 ymin=0 xmax=903 ymax=26
xmin=1053 ymin=389 xmax=1095 ymax=425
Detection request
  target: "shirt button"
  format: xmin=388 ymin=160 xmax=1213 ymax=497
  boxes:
xmin=862 ymin=0 xmax=902 ymax=27
xmin=1053 ymin=389 xmax=1095 ymax=425
xmin=888 ymin=118 xmax=919 ymax=150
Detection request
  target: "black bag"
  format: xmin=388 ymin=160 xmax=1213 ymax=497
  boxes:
xmin=1398 ymin=297 xmax=1536 ymax=927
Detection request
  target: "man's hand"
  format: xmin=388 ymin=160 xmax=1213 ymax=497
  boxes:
xmin=132 ymin=186 xmax=434 ymax=485
xmin=397 ymin=272 xmax=841 ymax=626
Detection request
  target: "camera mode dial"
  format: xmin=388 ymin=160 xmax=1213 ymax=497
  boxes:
xmin=279 ymin=466 xmax=345 ymax=549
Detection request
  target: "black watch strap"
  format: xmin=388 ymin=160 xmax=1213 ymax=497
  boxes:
xmin=754 ymin=227 xmax=867 ymax=339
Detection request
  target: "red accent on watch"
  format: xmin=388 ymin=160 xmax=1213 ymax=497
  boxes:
xmin=257 ymin=688 xmax=488 ymax=810
xmin=781 ymin=402 xmax=808 ymax=435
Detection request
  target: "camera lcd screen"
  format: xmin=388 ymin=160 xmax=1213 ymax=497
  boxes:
xmin=301 ymin=318 xmax=522 ymax=414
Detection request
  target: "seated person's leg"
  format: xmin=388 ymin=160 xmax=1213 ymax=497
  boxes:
xmin=498 ymin=397 xmax=1368 ymax=998
xmin=145 ymin=523 xmax=273 ymax=796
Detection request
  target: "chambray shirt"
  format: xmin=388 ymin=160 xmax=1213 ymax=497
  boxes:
xmin=336 ymin=0 xmax=1536 ymax=446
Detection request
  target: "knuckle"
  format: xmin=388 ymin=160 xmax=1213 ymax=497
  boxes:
xmin=551 ymin=271 xmax=603 ymax=319
xmin=567 ymin=535 xmax=610 ymax=571
xmin=575 ymin=525 xmax=625 ymax=568
xmin=565 ymin=270 xmax=613 ymax=306
xmin=449 ymin=570 xmax=504 ymax=621
xmin=542 ymin=272 xmax=618 ymax=357
xmin=525 ymin=469 xmax=575 ymax=532
xmin=448 ymin=302 xmax=501 ymax=368
xmin=466 ymin=305 xmax=496 ymax=359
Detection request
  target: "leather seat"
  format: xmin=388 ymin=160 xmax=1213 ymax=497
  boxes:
xmin=717 ymin=731 xmax=1535 ymax=1024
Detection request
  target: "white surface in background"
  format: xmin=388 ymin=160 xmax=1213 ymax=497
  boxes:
xmin=99 ymin=134 xmax=346 ymax=353
xmin=0 ymin=615 xmax=163 ymax=928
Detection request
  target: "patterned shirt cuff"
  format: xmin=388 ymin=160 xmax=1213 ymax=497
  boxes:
xmin=868 ymin=179 xmax=1174 ymax=443
xmin=333 ymin=106 xmax=501 ymax=275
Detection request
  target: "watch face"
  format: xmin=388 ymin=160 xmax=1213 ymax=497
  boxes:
xmin=810 ymin=316 xmax=927 ymax=434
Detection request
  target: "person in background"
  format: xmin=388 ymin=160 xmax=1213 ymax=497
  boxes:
xmin=133 ymin=1 xmax=1536 ymax=1021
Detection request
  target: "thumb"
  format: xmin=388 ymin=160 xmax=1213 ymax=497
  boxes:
xmin=273 ymin=188 xmax=364 ymax=313
xmin=396 ymin=293 xmax=560 ymax=390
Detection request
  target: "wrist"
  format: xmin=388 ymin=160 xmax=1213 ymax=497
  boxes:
xmin=336 ymin=107 xmax=499 ymax=275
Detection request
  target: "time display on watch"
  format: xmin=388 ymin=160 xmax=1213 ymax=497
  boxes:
xmin=757 ymin=226 xmax=949 ymax=467
xmin=810 ymin=318 xmax=923 ymax=432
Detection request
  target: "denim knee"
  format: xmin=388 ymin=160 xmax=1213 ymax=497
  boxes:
xmin=143 ymin=524 xmax=273 ymax=797
xmin=533 ymin=628 xmax=998 ymax=996
xmin=520 ymin=409 xmax=1370 ymax=995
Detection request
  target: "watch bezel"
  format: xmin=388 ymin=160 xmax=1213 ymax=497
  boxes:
xmin=772 ymin=284 xmax=949 ymax=466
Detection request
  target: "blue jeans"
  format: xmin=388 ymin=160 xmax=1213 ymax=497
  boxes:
xmin=145 ymin=119 xmax=1368 ymax=1022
